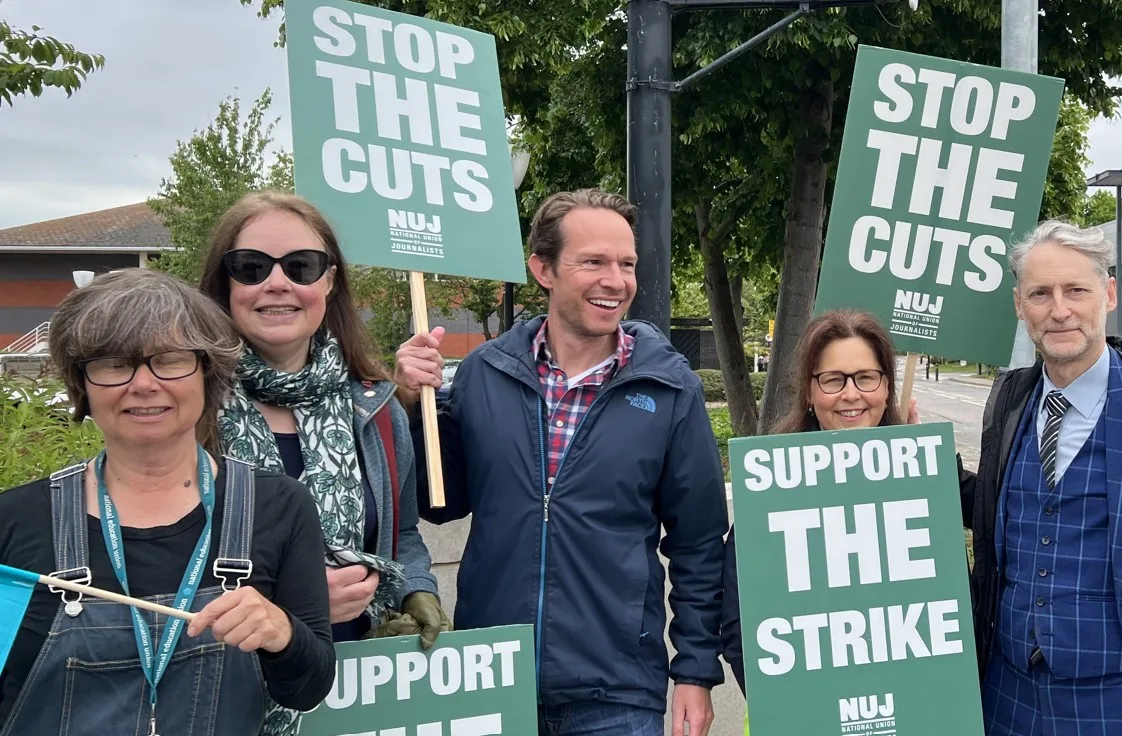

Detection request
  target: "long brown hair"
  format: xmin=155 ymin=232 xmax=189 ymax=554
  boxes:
xmin=770 ymin=309 xmax=903 ymax=435
xmin=198 ymin=191 xmax=391 ymax=383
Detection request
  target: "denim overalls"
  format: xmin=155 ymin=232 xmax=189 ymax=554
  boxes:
xmin=0 ymin=458 xmax=268 ymax=736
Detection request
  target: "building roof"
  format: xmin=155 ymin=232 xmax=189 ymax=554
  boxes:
xmin=0 ymin=202 xmax=174 ymax=253
xmin=1097 ymin=218 xmax=1120 ymax=248
xmin=1087 ymin=170 xmax=1122 ymax=188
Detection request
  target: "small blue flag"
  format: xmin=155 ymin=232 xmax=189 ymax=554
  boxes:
xmin=0 ymin=563 xmax=39 ymax=669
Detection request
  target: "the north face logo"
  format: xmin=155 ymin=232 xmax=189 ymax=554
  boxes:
xmin=626 ymin=393 xmax=656 ymax=413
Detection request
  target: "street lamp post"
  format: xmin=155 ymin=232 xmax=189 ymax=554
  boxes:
xmin=1087 ymin=169 xmax=1122 ymax=338
xmin=503 ymin=147 xmax=532 ymax=334
xmin=625 ymin=0 xmax=911 ymax=337
xmin=1002 ymin=0 xmax=1040 ymax=370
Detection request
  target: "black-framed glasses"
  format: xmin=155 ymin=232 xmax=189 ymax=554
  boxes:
xmin=812 ymin=370 xmax=886 ymax=395
xmin=79 ymin=350 xmax=205 ymax=387
xmin=222 ymin=249 xmax=331 ymax=286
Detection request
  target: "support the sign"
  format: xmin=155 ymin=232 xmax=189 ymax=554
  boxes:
xmin=900 ymin=352 xmax=919 ymax=416
xmin=408 ymin=271 xmax=446 ymax=509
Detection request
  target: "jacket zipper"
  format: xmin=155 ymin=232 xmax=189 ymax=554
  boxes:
xmin=532 ymin=375 xmax=647 ymax=688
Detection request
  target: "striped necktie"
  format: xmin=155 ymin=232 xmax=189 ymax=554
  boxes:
xmin=1041 ymin=390 xmax=1071 ymax=489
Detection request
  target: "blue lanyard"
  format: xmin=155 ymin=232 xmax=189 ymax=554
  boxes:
xmin=95 ymin=444 xmax=215 ymax=713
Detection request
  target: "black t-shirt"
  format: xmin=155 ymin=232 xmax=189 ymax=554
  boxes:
xmin=0 ymin=461 xmax=336 ymax=724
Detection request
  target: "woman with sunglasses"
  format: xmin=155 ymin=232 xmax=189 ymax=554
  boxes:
xmin=199 ymin=192 xmax=449 ymax=734
xmin=720 ymin=309 xmax=920 ymax=699
xmin=0 ymin=269 xmax=335 ymax=735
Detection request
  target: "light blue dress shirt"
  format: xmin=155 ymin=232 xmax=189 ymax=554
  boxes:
xmin=1037 ymin=345 xmax=1111 ymax=482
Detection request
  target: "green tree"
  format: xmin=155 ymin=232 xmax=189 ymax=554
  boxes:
xmin=0 ymin=22 xmax=104 ymax=106
xmin=349 ymin=268 xmax=413 ymax=363
xmin=242 ymin=0 xmax=1122 ymax=434
xmin=1083 ymin=190 xmax=1118 ymax=228
xmin=1040 ymin=97 xmax=1094 ymax=222
xmin=149 ymin=89 xmax=293 ymax=284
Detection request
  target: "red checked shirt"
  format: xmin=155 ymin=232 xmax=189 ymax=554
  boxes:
xmin=533 ymin=319 xmax=635 ymax=486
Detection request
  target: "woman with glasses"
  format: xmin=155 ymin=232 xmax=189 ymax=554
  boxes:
xmin=199 ymin=192 xmax=450 ymax=734
xmin=0 ymin=269 xmax=335 ymax=735
xmin=720 ymin=308 xmax=919 ymax=698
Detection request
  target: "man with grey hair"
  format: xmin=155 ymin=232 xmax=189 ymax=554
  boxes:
xmin=963 ymin=220 xmax=1122 ymax=734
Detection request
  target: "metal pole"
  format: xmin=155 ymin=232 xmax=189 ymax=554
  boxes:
xmin=1003 ymin=0 xmax=1039 ymax=369
xmin=626 ymin=0 xmax=673 ymax=337
xmin=502 ymin=282 xmax=515 ymax=334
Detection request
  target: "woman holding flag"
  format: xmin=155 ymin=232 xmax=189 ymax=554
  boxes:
xmin=0 ymin=269 xmax=335 ymax=735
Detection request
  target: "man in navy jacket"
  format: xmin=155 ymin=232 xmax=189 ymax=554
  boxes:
xmin=395 ymin=189 xmax=728 ymax=736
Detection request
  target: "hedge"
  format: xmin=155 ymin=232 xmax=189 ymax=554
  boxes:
xmin=695 ymin=369 xmax=768 ymax=404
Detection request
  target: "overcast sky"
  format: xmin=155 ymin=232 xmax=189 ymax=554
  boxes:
xmin=0 ymin=0 xmax=1119 ymax=230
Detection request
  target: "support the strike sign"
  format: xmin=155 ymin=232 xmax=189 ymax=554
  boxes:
xmin=814 ymin=46 xmax=1064 ymax=367
xmin=285 ymin=0 xmax=528 ymax=507
xmin=730 ymin=424 xmax=983 ymax=736
xmin=296 ymin=626 xmax=537 ymax=736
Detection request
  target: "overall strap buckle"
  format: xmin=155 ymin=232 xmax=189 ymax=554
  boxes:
xmin=47 ymin=566 xmax=92 ymax=615
xmin=212 ymin=559 xmax=253 ymax=592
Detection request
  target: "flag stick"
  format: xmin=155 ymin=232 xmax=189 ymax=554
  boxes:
xmin=408 ymin=270 xmax=447 ymax=508
xmin=899 ymin=352 xmax=919 ymax=416
xmin=39 ymin=574 xmax=195 ymax=622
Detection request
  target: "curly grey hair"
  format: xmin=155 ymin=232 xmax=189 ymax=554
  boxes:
xmin=48 ymin=268 xmax=243 ymax=451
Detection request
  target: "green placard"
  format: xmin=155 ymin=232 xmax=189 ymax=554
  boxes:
xmin=285 ymin=0 xmax=526 ymax=282
xmin=729 ymin=423 xmax=983 ymax=736
xmin=296 ymin=625 xmax=537 ymax=735
xmin=815 ymin=46 xmax=1064 ymax=365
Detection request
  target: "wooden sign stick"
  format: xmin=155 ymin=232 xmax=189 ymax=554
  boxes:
xmin=41 ymin=574 xmax=195 ymax=622
xmin=408 ymin=270 xmax=447 ymax=508
xmin=899 ymin=352 xmax=919 ymax=418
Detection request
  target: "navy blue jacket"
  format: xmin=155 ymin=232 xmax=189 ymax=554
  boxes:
xmin=720 ymin=527 xmax=746 ymax=694
xmin=416 ymin=317 xmax=728 ymax=712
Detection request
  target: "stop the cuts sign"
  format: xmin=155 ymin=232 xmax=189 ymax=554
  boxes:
xmin=814 ymin=46 xmax=1064 ymax=365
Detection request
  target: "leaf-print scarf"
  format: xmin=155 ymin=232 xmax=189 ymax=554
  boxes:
xmin=218 ymin=330 xmax=402 ymax=736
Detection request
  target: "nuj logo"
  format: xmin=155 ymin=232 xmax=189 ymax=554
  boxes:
xmin=894 ymin=289 xmax=943 ymax=316
xmin=388 ymin=209 xmax=442 ymax=234
xmin=839 ymin=693 xmax=895 ymax=723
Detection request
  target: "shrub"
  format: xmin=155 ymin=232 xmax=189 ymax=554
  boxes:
xmin=0 ymin=375 xmax=103 ymax=490
xmin=697 ymin=369 xmax=771 ymax=404
xmin=708 ymin=406 xmax=732 ymax=481
xmin=696 ymin=369 xmax=725 ymax=402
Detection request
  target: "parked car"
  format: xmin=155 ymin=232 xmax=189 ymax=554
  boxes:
xmin=436 ymin=359 xmax=461 ymax=403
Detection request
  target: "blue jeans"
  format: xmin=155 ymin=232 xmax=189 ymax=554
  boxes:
xmin=538 ymin=701 xmax=664 ymax=736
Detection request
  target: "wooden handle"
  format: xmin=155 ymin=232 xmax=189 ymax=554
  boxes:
xmin=40 ymin=574 xmax=196 ymax=622
xmin=899 ymin=352 xmax=919 ymax=416
xmin=408 ymin=271 xmax=447 ymax=508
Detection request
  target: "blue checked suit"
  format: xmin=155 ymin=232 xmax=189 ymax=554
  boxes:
xmin=982 ymin=349 xmax=1122 ymax=735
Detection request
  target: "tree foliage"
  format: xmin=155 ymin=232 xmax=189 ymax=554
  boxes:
xmin=1083 ymin=190 xmax=1118 ymax=228
xmin=0 ymin=21 xmax=104 ymax=106
xmin=242 ymin=0 xmax=1122 ymax=431
xmin=149 ymin=89 xmax=294 ymax=284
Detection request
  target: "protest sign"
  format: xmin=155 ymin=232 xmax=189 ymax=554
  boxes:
xmin=285 ymin=0 xmax=525 ymax=283
xmin=296 ymin=625 xmax=537 ymax=736
xmin=814 ymin=46 xmax=1064 ymax=366
xmin=730 ymin=423 xmax=983 ymax=736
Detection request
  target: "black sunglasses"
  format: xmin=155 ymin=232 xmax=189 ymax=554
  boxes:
xmin=222 ymin=249 xmax=332 ymax=286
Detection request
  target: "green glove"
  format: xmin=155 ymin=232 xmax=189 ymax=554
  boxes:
xmin=371 ymin=593 xmax=452 ymax=650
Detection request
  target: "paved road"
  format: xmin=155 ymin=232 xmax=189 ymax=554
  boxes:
xmin=903 ymin=359 xmax=993 ymax=471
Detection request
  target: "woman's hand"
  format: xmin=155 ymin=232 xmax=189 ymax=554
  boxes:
xmin=187 ymin=587 xmax=293 ymax=653
xmin=326 ymin=564 xmax=381 ymax=624
xmin=906 ymin=397 xmax=921 ymax=425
